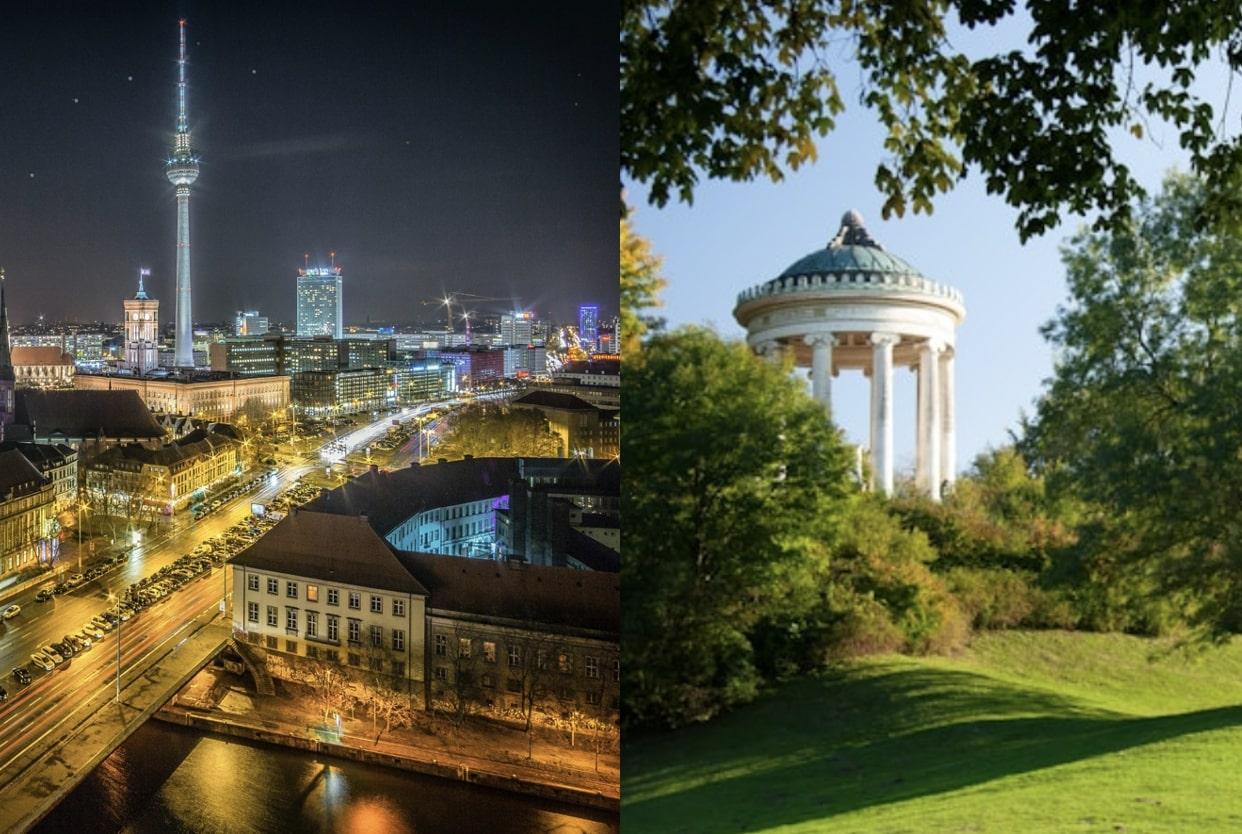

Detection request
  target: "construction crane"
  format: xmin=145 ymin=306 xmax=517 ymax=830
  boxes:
xmin=423 ymin=291 xmax=509 ymax=344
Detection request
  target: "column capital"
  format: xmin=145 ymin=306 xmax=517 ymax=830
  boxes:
xmin=754 ymin=339 xmax=781 ymax=356
xmin=870 ymin=332 xmax=901 ymax=347
xmin=803 ymin=332 xmax=837 ymax=348
xmin=920 ymin=338 xmax=947 ymax=355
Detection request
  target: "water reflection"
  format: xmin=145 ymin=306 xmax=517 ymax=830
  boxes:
xmin=35 ymin=723 xmax=616 ymax=834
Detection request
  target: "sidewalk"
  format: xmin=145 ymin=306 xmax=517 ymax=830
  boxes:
xmin=157 ymin=667 xmax=620 ymax=811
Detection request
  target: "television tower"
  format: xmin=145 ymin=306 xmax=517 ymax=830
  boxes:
xmin=166 ymin=19 xmax=199 ymax=369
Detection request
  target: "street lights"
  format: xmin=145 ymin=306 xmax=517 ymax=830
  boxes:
xmin=75 ymin=496 xmax=91 ymax=572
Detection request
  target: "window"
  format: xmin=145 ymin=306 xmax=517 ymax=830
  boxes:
xmin=307 ymin=646 xmax=319 ymax=660
xmin=435 ymin=666 xmax=447 ymax=681
xmin=508 ymin=645 xmax=521 ymax=668
xmin=286 ymin=608 xmax=298 ymax=634
xmin=458 ymin=637 xmax=472 ymax=658
xmin=370 ymin=625 xmax=383 ymax=647
xmin=369 ymin=656 xmax=383 ymax=672
xmin=348 ymin=619 xmax=360 ymax=644
xmin=286 ymin=581 xmax=298 ymax=599
xmin=306 ymin=611 xmax=318 ymax=638
xmin=246 ymin=601 xmax=258 ymax=623
xmin=483 ymin=641 xmax=497 ymax=663
xmin=392 ymin=629 xmax=405 ymax=651
xmin=507 ymin=678 xmax=522 ymax=693
xmin=586 ymin=691 xmax=601 ymax=706
xmin=348 ymin=652 xmax=361 ymax=667
xmin=286 ymin=640 xmax=298 ymax=654
xmin=559 ymin=687 xmax=574 ymax=701
xmin=267 ymin=605 xmax=277 ymax=627
xmin=325 ymin=649 xmax=339 ymax=663
xmin=392 ymin=660 xmax=406 ymax=677
xmin=613 ymin=659 xmax=620 ymax=683
xmin=267 ymin=578 xmax=277 ymax=595
xmin=392 ymin=598 xmax=405 ymax=617
xmin=435 ymin=634 xmax=447 ymax=657
xmin=327 ymin=588 xmax=339 ymax=606
xmin=247 ymin=574 xmax=259 ymax=591
xmin=370 ymin=595 xmax=382 ymax=614
xmin=265 ymin=635 xmax=277 ymax=650
xmin=327 ymin=615 xmax=339 ymax=642
xmin=585 ymin=656 xmax=600 ymax=679
xmin=307 ymin=584 xmax=319 ymax=603
xmin=481 ymin=673 xmax=495 ymax=688
xmin=348 ymin=591 xmax=360 ymax=610
xmin=537 ymin=650 xmax=548 ymax=671
xmin=558 ymin=652 xmax=573 ymax=674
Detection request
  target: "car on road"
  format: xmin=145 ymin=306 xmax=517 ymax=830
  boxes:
xmin=2 ymin=604 xmax=20 ymax=619
xmin=52 ymin=583 xmax=68 ymax=595
xmin=30 ymin=652 xmax=54 ymax=672
xmin=11 ymin=667 xmax=31 ymax=686
xmin=68 ymin=573 xmax=84 ymax=585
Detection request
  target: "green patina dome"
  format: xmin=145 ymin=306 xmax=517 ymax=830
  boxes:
xmin=776 ymin=210 xmax=923 ymax=280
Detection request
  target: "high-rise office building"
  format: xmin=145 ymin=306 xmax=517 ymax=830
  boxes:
xmin=124 ymin=269 xmax=160 ymax=373
xmin=165 ymin=20 xmax=200 ymax=369
xmin=234 ymin=310 xmax=269 ymax=337
xmin=296 ymin=263 xmax=343 ymax=339
xmin=578 ymin=305 xmax=599 ymax=351
xmin=500 ymin=311 xmax=534 ymax=346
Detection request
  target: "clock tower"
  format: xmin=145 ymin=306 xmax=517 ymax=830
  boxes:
xmin=124 ymin=268 xmax=160 ymax=373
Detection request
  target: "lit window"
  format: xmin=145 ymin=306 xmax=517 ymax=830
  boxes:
xmin=247 ymin=574 xmax=259 ymax=591
xmin=435 ymin=634 xmax=447 ymax=657
xmin=483 ymin=641 xmax=496 ymax=663
xmin=459 ymin=637 xmax=472 ymax=658
xmin=307 ymin=584 xmax=318 ymax=603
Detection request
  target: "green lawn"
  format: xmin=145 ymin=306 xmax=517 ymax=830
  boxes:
xmin=623 ymin=630 xmax=1242 ymax=833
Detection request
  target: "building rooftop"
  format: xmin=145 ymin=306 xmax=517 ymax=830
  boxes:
xmin=776 ymin=210 xmax=925 ymax=281
xmin=0 ymin=440 xmax=76 ymax=470
xmin=232 ymin=510 xmax=429 ymax=596
xmin=16 ymin=389 xmax=165 ymax=440
xmin=511 ymin=390 xmax=606 ymax=412
xmin=0 ymin=449 xmax=49 ymax=499
xmin=557 ymin=358 xmax=619 ymax=377
xmin=564 ymin=529 xmax=620 ymax=573
xmin=307 ymin=458 xmax=523 ymax=536
xmin=395 ymin=550 xmax=619 ymax=637
xmin=11 ymin=346 xmax=74 ymax=366
xmin=78 ymin=369 xmax=279 ymax=384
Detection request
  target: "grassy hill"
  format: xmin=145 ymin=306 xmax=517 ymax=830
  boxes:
xmin=623 ymin=630 xmax=1242 ymax=833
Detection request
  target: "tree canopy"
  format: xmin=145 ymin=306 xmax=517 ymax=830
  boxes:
xmin=1019 ymin=173 xmax=1242 ymax=638
xmin=623 ymin=327 xmax=857 ymax=726
xmin=433 ymin=405 xmax=561 ymax=460
xmin=622 ymin=0 xmax=1242 ymax=240
xmin=620 ymin=208 xmax=666 ymax=355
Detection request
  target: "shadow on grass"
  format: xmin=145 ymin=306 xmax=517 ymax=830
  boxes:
xmin=622 ymin=663 xmax=1242 ymax=834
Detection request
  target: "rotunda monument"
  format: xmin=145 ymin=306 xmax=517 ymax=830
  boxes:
xmin=733 ymin=210 xmax=965 ymax=499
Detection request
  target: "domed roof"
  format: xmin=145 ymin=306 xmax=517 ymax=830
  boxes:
xmin=776 ymin=210 xmax=923 ymax=280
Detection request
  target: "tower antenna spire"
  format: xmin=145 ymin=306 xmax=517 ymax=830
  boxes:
xmin=177 ymin=19 xmax=188 ymax=132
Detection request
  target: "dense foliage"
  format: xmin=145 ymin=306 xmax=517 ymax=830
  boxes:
xmin=433 ymin=405 xmax=560 ymax=460
xmin=622 ymin=0 xmax=1242 ymax=240
xmin=620 ymin=208 xmax=666 ymax=355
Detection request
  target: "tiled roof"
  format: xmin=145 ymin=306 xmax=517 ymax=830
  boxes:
xmin=17 ymin=390 xmax=165 ymax=440
xmin=0 ymin=449 xmax=49 ymax=497
xmin=396 ymin=551 xmax=619 ymax=637
xmin=232 ymin=510 xmax=429 ymax=595
xmin=11 ymin=346 xmax=73 ymax=366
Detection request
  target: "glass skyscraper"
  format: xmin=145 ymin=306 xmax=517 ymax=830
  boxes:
xmin=296 ymin=266 xmax=343 ymax=339
xmin=578 ymin=304 xmax=599 ymax=351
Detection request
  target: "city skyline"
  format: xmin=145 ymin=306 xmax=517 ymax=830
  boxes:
xmin=0 ymin=4 xmax=617 ymax=325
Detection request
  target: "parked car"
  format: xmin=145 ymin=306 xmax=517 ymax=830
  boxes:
xmin=82 ymin=625 xmax=104 ymax=639
xmin=91 ymin=617 xmax=113 ymax=632
xmin=73 ymin=632 xmax=93 ymax=650
xmin=67 ymin=573 xmax=84 ymax=585
xmin=2 ymin=604 xmax=20 ymax=619
xmin=30 ymin=653 xmax=54 ymax=672
xmin=40 ymin=646 xmax=64 ymax=664
xmin=11 ymin=667 xmax=31 ymax=686
xmin=51 ymin=641 xmax=73 ymax=658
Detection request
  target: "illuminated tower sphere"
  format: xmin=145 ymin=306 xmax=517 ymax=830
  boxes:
xmin=124 ymin=269 xmax=160 ymax=374
xmin=166 ymin=19 xmax=200 ymax=369
xmin=733 ymin=210 xmax=966 ymax=500
xmin=0 ymin=270 xmax=15 ymax=437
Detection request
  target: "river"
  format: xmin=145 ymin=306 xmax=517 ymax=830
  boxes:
xmin=34 ymin=722 xmax=617 ymax=834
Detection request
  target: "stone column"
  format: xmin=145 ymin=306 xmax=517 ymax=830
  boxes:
xmin=755 ymin=340 xmax=781 ymax=365
xmin=869 ymin=333 xmax=900 ymax=495
xmin=918 ymin=339 xmax=945 ymax=500
xmin=804 ymin=333 xmax=835 ymax=414
xmin=940 ymin=348 xmax=956 ymax=492
xmin=915 ymin=362 xmax=927 ymax=487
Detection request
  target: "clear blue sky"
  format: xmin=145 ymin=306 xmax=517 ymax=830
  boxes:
xmin=623 ymin=37 xmax=1223 ymax=475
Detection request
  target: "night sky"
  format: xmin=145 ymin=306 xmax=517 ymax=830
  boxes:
xmin=0 ymin=2 xmax=618 ymax=327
